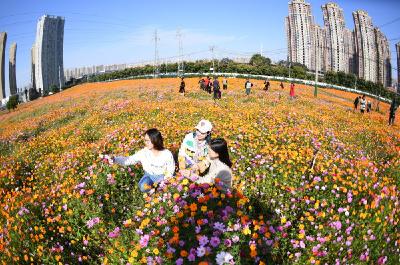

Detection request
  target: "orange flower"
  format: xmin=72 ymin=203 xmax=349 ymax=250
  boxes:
xmin=189 ymin=203 xmax=197 ymax=212
xmin=172 ymin=226 xmax=179 ymax=233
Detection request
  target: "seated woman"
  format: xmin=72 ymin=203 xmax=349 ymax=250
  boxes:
xmin=113 ymin=128 xmax=175 ymax=193
xmin=196 ymin=138 xmax=232 ymax=192
xmin=178 ymin=119 xmax=213 ymax=176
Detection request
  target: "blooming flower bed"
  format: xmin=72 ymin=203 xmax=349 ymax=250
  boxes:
xmin=0 ymin=78 xmax=399 ymax=264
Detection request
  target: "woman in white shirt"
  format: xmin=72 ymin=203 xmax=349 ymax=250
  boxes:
xmin=113 ymin=128 xmax=175 ymax=192
xmin=196 ymin=138 xmax=233 ymax=192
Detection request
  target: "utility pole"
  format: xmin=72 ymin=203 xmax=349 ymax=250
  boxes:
xmin=210 ymin=45 xmax=216 ymax=74
xmin=153 ymin=29 xmax=160 ymax=78
xmin=176 ymin=29 xmax=184 ymax=77
xmin=260 ymin=43 xmax=263 ymax=57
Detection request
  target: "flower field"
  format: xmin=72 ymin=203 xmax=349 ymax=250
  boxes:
xmin=0 ymin=78 xmax=399 ymax=264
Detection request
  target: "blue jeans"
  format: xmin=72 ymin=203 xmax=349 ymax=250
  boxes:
xmin=138 ymin=173 xmax=164 ymax=192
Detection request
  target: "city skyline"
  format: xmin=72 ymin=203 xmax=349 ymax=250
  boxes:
xmin=0 ymin=0 xmax=399 ymax=96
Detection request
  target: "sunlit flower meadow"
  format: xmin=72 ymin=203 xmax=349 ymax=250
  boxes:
xmin=0 ymin=78 xmax=399 ymax=264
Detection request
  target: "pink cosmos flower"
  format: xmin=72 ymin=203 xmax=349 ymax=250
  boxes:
xmin=140 ymin=234 xmax=150 ymax=247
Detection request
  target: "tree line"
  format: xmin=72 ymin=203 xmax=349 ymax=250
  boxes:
xmin=83 ymin=53 xmax=398 ymax=101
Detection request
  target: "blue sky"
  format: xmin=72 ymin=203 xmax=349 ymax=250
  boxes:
xmin=0 ymin=0 xmax=399 ymax=96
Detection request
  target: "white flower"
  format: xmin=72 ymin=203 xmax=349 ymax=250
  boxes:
xmin=196 ymin=246 xmax=206 ymax=257
xmin=216 ymin=251 xmax=234 ymax=265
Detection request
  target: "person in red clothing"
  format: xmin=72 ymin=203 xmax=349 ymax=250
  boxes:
xmin=289 ymin=82 xmax=295 ymax=99
xmin=204 ymin=77 xmax=209 ymax=92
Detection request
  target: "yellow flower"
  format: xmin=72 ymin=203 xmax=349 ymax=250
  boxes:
xmin=280 ymin=216 xmax=287 ymax=224
xmin=181 ymin=179 xmax=189 ymax=185
xmin=153 ymin=248 xmax=159 ymax=255
xmin=243 ymin=226 xmax=251 ymax=235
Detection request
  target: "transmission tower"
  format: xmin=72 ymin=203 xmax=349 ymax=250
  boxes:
xmin=153 ymin=29 xmax=160 ymax=78
xmin=176 ymin=29 xmax=184 ymax=77
xmin=209 ymin=45 xmax=216 ymax=74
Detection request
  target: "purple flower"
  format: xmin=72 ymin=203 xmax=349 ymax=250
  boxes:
xmin=176 ymin=258 xmax=183 ymax=265
xmin=198 ymin=235 xmax=209 ymax=246
xmin=377 ymin=256 xmax=387 ymax=265
xmin=196 ymin=246 xmax=206 ymax=257
xmin=232 ymin=235 xmax=240 ymax=243
xmin=108 ymin=227 xmax=120 ymax=238
xmin=330 ymin=221 xmax=342 ymax=230
xmin=86 ymin=217 xmax=100 ymax=228
xmin=210 ymin=236 xmax=221 ymax=247
xmin=75 ymin=182 xmax=85 ymax=189
xmin=195 ymin=226 xmax=201 ymax=234
xmin=224 ymin=239 xmax=232 ymax=247
xmin=140 ymin=234 xmax=150 ymax=247
xmin=214 ymin=222 xmax=226 ymax=232
xmin=188 ymin=253 xmax=195 ymax=262
xmin=107 ymin=174 xmax=116 ymax=185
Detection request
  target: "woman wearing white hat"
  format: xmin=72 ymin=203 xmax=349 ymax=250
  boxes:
xmin=178 ymin=119 xmax=213 ymax=175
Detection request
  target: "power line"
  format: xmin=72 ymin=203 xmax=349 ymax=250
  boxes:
xmin=378 ymin=16 xmax=400 ymax=28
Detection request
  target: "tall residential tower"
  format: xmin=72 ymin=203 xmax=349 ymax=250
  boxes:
xmin=353 ymin=10 xmax=378 ymax=83
xmin=286 ymin=0 xmax=315 ymax=70
xmin=321 ymin=2 xmax=346 ymax=72
xmin=9 ymin=43 xmax=17 ymax=96
xmin=33 ymin=15 xmax=65 ymax=94
xmin=0 ymin=32 xmax=6 ymax=99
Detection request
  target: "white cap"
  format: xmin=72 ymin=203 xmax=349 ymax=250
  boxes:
xmin=195 ymin=119 xmax=213 ymax=133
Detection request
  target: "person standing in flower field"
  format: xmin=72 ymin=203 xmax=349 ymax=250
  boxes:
xmin=245 ymin=79 xmax=253 ymax=95
xmin=213 ymin=76 xmax=221 ymax=100
xmin=367 ymin=101 xmax=372 ymax=113
xmin=280 ymin=81 xmax=284 ymax=89
xmin=204 ymin=76 xmax=210 ymax=92
xmin=179 ymin=77 xmax=186 ymax=96
xmin=178 ymin=119 xmax=213 ymax=176
xmin=353 ymin=95 xmax=360 ymax=112
xmin=222 ymin=77 xmax=228 ymax=90
xmin=389 ymin=97 xmax=398 ymax=125
xmin=289 ymin=82 xmax=295 ymax=99
xmin=198 ymin=78 xmax=205 ymax=90
xmin=196 ymin=138 xmax=233 ymax=193
xmin=263 ymin=79 xmax=270 ymax=91
xmin=207 ymin=76 xmax=213 ymax=94
xmin=360 ymin=95 xmax=366 ymax=114
xmin=111 ymin=128 xmax=175 ymax=193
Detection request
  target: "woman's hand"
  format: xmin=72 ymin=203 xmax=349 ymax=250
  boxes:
xmin=191 ymin=164 xmax=199 ymax=172
xmin=179 ymin=169 xmax=191 ymax=177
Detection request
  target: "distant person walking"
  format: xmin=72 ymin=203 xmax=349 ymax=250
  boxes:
xmin=222 ymin=77 xmax=228 ymax=90
xmin=360 ymin=95 xmax=366 ymax=114
xmin=289 ymin=82 xmax=295 ymax=99
xmin=198 ymin=78 xmax=205 ymax=90
xmin=389 ymin=98 xmax=398 ymax=125
xmin=245 ymin=79 xmax=253 ymax=95
xmin=207 ymin=76 xmax=212 ymax=94
xmin=353 ymin=96 xmax=360 ymax=112
xmin=263 ymin=80 xmax=270 ymax=91
xmin=280 ymin=82 xmax=284 ymax=89
xmin=213 ymin=77 xmax=221 ymax=100
xmin=179 ymin=77 xmax=186 ymax=96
